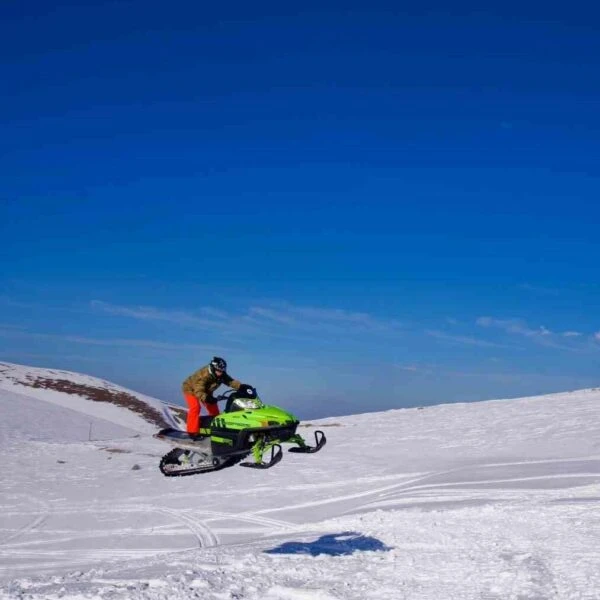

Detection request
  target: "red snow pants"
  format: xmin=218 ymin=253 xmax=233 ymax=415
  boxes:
xmin=184 ymin=393 xmax=220 ymax=434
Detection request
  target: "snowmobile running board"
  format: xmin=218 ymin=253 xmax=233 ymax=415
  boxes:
xmin=288 ymin=430 xmax=326 ymax=454
xmin=153 ymin=428 xmax=212 ymax=452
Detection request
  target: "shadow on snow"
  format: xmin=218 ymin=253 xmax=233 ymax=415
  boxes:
xmin=265 ymin=531 xmax=393 ymax=557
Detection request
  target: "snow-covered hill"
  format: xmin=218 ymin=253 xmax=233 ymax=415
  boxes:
xmin=1 ymin=362 xmax=599 ymax=600
xmin=0 ymin=361 xmax=177 ymax=434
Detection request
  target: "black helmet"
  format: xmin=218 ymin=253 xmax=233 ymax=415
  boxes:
xmin=210 ymin=356 xmax=227 ymax=373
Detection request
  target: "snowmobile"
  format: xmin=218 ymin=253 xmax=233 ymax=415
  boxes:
xmin=154 ymin=386 xmax=326 ymax=476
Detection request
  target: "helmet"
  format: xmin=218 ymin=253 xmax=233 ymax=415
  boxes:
xmin=209 ymin=356 xmax=227 ymax=374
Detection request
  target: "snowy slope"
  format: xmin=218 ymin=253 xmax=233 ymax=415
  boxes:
xmin=0 ymin=361 xmax=174 ymax=434
xmin=0 ymin=362 xmax=599 ymax=599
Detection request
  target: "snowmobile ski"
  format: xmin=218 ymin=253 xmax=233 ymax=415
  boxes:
xmin=288 ymin=430 xmax=327 ymax=453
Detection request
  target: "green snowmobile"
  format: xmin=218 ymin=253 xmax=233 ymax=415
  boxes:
xmin=154 ymin=386 xmax=326 ymax=476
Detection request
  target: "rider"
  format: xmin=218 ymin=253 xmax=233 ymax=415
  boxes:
xmin=181 ymin=356 xmax=243 ymax=435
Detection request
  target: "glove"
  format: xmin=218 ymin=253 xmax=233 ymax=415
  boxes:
xmin=205 ymin=395 xmax=218 ymax=405
xmin=238 ymin=384 xmax=257 ymax=399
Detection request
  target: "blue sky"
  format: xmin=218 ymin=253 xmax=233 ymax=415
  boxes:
xmin=2 ymin=1 xmax=600 ymax=419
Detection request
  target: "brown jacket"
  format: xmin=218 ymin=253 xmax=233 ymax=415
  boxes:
xmin=182 ymin=365 xmax=241 ymax=401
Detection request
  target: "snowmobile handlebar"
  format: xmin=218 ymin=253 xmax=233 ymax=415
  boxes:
xmin=217 ymin=385 xmax=257 ymax=402
xmin=214 ymin=389 xmax=237 ymax=402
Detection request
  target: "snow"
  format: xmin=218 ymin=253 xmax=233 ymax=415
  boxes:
xmin=0 ymin=362 xmax=170 ymax=434
xmin=1 ymin=362 xmax=599 ymax=599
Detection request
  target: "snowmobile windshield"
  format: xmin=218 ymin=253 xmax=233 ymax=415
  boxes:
xmin=232 ymin=398 xmax=263 ymax=410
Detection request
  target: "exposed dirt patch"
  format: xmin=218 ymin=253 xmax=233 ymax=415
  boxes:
xmin=15 ymin=376 xmax=170 ymax=428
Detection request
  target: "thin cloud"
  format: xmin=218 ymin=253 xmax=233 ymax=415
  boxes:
xmin=476 ymin=317 xmax=589 ymax=352
xmin=0 ymin=322 xmax=27 ymax=330
xmin=0 ymin=351 xmax=97 ymax=362
xmin=595 ymin=332 xmax=600 ymax=341
xmin=476 ymin=317 xmax=552 ymax=338
xmin=0 ymin=296 xmax=40 ymax=309
xmin=395 ymin=361 xmax=538 ymax=384
xmin=249 ymin=303 xmax=404 ymax=333
xmin=426 ymin=329 xmax=513 ymax=349
xmin=91 ymin=300 xmax=230 ymax=330
xmin=63 ymin=336 xmax=213 ymax=351
xmin=92 ymin=300 xmax=404 ymax=338
xmin=0 ymin=328 xmax=217 ymax=352
xmin=443 ymin=369 xmax=535 ymax=384
xmin=248 ymin=307 xmax=299 ymax=326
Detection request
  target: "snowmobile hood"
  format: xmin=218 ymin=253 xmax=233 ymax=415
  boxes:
xmin=251 ymin=404 xmax=299 ymax=425
xmin=217 ymin=403 xmax=299 ymax=430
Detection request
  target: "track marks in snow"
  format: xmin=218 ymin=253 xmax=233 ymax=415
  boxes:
xmin=202 ymin=509 xmax=298 ymax=533
xmin=3 ymin=457 xmax=597 ymax=578
xmin=153 ymin=506 xmax=218 ymax=548
xmin=0 ymin=495 xmax=51 ymax=547
xmin=0 ymin=513 xmax=49 ymax=546
xmin=0 ymin=502 xmax=220 ymax=577
xmin=249 ymin=458 xmax=600 ymax=524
